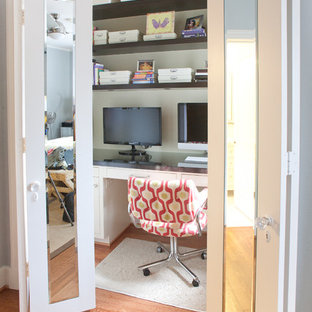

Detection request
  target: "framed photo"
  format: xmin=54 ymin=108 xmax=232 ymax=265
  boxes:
xmin=137 ymin=60 xmax=155 ymax=72
xmin=146 ymin=11 xmax=175 ymax=35
xmin=184 ymin=15 xmax=204 ymax=30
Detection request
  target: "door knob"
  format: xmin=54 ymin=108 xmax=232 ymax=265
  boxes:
xmin=255 ymin=216 xmax=273 ymax=230
xmin=28 ymin=181 xmax=41 ymax=201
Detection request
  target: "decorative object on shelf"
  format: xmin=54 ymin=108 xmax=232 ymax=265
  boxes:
xmin=185 ymin=15 xmax=204 ymax=30
xmin=99 ymin=70 xmax=132 ymax=85
xmin=158 ymin=68 xmax=193 ymax=83
xmin=108 ymin=29 xmax=141 ymax=44
xmin=137 ymin=60 xmax=155 ymax=72
xmin=146 ymin=11 xmax=175 ymax=35
xmin=93 ymin=61 xmax=105 ymax=85
xmin=143 ymin=32 xmax=177 ymax=41
xmin=195 ymin=69 xmax=208 ymax=82
xmin=182 ymin=14 xmax=206 ymax=38
xmin=94 ymin=30 xmax=108 ymax=45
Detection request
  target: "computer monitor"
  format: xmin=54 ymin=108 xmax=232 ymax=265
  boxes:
xmin=103 ymin=107 xmax=162 ymax=156
xmin=178 ymin=103 xmax=208 ymax=151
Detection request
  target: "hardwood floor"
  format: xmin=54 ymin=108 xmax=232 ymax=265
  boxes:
xmin=0 ymin=225 xmax=254 ymax=312
xmin=0 ymin=289 xmax=19 ymax=312
xmin=224 ymin=227 xmax=255 ymax=312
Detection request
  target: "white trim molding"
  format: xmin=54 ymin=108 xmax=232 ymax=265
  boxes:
xmin=6 ymin=0 xmax=27 ymax=309
xmin=0 ymin=266 xmax=9 ymax=289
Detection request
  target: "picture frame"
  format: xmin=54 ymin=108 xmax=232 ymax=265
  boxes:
xmin=184 ymin=15 xmax=204 ymax=30
xmin=137 ymin=60 xmax=155 ymax=72
xmin=146 ymin=11 xmax=175 ymax=35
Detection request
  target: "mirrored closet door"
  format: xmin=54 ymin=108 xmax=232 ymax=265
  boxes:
xmin=23 ymin=0 xmax=94 ymax=311
xmin=207 ymin=0 xmax=286 ymax=311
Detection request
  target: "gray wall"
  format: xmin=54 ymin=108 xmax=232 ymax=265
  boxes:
xmin=296 ymin=0 xmax=312 ymax=310
xmin=47 ymin=47 xmax=73 ymax=139
xmin=225 ymin=0 xmax=257 ymax=32
xmin=0 ymin=0 xmax=11 ymax=267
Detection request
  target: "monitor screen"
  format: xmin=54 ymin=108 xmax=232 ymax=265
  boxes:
xmin=103 ymin=107 xmax=162 ymax=146
xmin=178 ymin=103 xmax=207 ymax=150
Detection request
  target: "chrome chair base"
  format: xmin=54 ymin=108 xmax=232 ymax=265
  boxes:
xmin=138 ymin=237 xmax=206 ymax=287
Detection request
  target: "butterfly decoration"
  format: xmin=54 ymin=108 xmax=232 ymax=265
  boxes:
xmin=152 ymin=17 xmax=169 ymax=29
xmin=146 ymin=11 xmax=175 ymax=35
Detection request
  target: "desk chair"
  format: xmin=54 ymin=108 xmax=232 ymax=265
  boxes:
xmin=128 ymin=177 xmax=208 ymax=287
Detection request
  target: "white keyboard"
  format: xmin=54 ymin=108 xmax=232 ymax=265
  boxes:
xmin=185 ymin=156 xmax=208 ymax=163
xmin=178 ymin=162 xmax=207 ymax=169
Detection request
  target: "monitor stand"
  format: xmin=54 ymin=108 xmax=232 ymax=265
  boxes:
xmin=119 ymin=145 xmax=146 ymax=161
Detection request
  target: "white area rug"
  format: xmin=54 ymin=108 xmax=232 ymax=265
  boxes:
xmin=95 ymin=238 xmax=206 ymax=312
xmin=48 ymin=224 xmax=76 ymax=256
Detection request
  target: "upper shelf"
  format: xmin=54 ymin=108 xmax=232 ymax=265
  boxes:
xmin=93 ymin=0 xmax=207 ymax=20
xmin=93 ymin=37 xmax=207 ymax=56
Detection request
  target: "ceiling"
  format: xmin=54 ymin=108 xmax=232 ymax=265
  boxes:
xmin=46 ymin=0 xmax=75 ymax=50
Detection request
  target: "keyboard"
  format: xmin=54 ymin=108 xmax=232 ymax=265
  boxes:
xmin=185 ymin=156 xmax=208 ymax=163
xmin=178 ymin=162 xmax=207 ymax=169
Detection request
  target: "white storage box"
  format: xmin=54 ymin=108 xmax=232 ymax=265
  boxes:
xmin=99 ymin=71 xmax=132 ymax=79
xmin=108 ymin=30 xmax=141 ymax=44
xmin=158 ymin=68 xmax=193 ymax=76
xmin=158 ymin=75 xmax=192 ymax=83
xmin=143 ymin=33 xmax=177 ymax=41
xmin=100 ymin=78 xmax=131 ymax=85
xmin=94 ymin=30 xmax=108 ymax=45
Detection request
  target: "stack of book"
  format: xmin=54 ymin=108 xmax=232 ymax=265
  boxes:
xmin=181 ymin=28 xmax=206 ymax=38
xmin=158 ymin=68 xmax=193 ymax=83
xmin=93 ymin=61 xmax=105 ymax=86
xmin=99 ymin=71 xmax=132 ymax=85
xmin=195 ymin=69 xmax=208 ymax=82
xmin=132 ymin=71 xmax=156 ymax=84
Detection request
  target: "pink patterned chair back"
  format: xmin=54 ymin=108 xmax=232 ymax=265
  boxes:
xmin=128 ymin=177 xmax=207 ymax=237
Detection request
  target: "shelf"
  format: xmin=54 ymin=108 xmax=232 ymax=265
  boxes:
xmin=93 ymin=37 xmax=207 ymax=56
xmin=93 ymin=81 xmax=207 ymax=90
xmin=93 ymin=0 xmax=207 ymax=20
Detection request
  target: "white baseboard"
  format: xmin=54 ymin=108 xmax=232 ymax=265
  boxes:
xmin=0 ymin=266 xmax=9 ymax=288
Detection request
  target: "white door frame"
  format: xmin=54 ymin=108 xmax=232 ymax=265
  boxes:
xmin=6 ymin=0 xmax=27 ymax=311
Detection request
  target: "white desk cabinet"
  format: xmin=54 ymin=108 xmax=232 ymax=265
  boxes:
xmin=93 ymin=165 xmax=207 ymax=244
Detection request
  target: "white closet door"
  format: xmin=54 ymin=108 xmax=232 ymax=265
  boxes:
xmin=207 ymin=0 xmax=290 ymax=311
xmin=24 ymin=0 xmax=95 ymax=311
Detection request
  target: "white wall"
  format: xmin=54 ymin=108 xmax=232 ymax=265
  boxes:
xmin=0 ymin=0 xmax=11 ymax=270
xmin=296 ymin=0 xmax=312 ymax=310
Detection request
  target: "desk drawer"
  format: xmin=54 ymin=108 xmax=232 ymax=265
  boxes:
xmin=181 ymin=173 xmax=208 ymax=187
xmin=93 ymin=166 xmax=100 ymax=177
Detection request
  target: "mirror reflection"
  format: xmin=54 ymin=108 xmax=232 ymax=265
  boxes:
xmin=45 ymin=0 xmax=78 ymax=303
xmin=224 ymin=0 xmax=257 ymax=311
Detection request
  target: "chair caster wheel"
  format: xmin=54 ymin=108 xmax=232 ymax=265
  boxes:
xmin=157 ymin=246 xmax=163 ymax=253
xmin=192 ymin=279 xmax=200 ymax=287
xmin=201 ymin=252 xmax=207 ymax=260
xmin=143 ymin=268 xmax=150 ymax=276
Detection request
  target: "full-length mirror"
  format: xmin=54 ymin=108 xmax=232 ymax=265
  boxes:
xmin=223 ymin=0 xmax=258 ymax=311
xmin=45 ymin=0 xmax=78 ymax=303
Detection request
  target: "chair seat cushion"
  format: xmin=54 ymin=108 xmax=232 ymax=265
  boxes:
xmin=140 ymin=209 xmax=207 ymax=237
